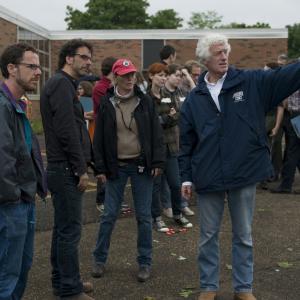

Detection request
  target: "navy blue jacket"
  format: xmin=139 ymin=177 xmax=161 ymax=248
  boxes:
xmin=179 ymin=63 xmax=300 ymax=193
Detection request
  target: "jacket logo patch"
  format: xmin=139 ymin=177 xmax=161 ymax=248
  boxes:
xmin=233 ymin=91 xmax=244 ymax=103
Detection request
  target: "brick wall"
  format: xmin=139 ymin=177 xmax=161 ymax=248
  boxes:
xmin=0 ymin=31 xmax=287 ymax=120
xmin=50 ymin=39 xmax=142 ymax=76
xmin=50 ymin=37 xmax=287 ymax=75
xmin=0 ymin=19 xmax=17 ymax=81
xmin=167 ymin=38 xmax=287 ymax=69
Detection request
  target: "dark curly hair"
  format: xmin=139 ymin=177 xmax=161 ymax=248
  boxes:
xmin=58 ymin=39 xmax=93 ymax=70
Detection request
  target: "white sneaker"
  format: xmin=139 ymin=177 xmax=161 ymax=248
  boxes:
xmin=182 ymin=206 xmax=195 ymax=216
xmin=162 ymin=208 xmax=173 ymax=218
xmin=154 ymin=220 xmax=169 ymax=232
xmin=174 ymin=216 xmax=193 ymax=228
xmin=96 ymin=204 xmax=104 ymax=213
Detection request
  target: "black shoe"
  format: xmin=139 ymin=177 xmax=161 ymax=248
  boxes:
xmin=91 ymin=262 xmax=105 ymax=278
xmin=257 ymin=181 xmax=268 ymax=190
xmin=267 ymin=174 xmax=279 ymax=182
xmin=53 ymin=282 xmax=93 ymax=296
xmin=270 ymin=187 xmax=291 ymax=194
xmin=137 ymin=266 xmax=151 ymax=282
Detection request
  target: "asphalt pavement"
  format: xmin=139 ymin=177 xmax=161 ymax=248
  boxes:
xmin=23 ymin=135 xmax=300 ymax=300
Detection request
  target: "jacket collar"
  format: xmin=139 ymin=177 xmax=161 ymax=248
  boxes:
xmin=0 ymin=82 xmax=25 ymax=114
xmin=195 ymin=67 xmax=244 ymax=94
xmin=106 ymin=84 xmax=144 ymax=99
xmin=58 ymin=70 xmax=78 ymax=89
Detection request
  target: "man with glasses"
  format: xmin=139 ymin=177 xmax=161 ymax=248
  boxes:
xmin=40 ymin=39 xmax=94 ymax=300
xmin=0 ymin=43 xmax=46 ymax=299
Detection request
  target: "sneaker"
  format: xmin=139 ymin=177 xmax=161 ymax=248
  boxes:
xmin=174 ymin=216 xmax=193 ymax=228
xmin=154 ymin=219 xmax=169 ymax=232
xmin=257 ymin=181 xmax=268 ymax=190
xmin=91 ymin=262 xmax=105 ymax=278
xmin=182 ymin=206 xmax=195 ymax=216
xmin=96 ymin=203 xmax=104 ymax=213
xmin=162 ymin=207 xmax=173 ymax=218
xmin=270 ymin=186 xmax=291 ymax=194
xmin=121 ymin=203 xmax=132 ymax=213
xmin=137 ymin=265 xmax=151 ymax=282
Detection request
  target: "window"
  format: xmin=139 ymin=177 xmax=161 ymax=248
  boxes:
xmin=142 ymin=40 xmax=164 ymax=70
xmin=18 ymin=27 xmax=50 ymax=99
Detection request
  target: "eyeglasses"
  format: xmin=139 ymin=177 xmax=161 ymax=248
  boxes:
xmin=18 ymin=63 xmax=42 ymax=71
xmin=74 ymin=53 xmax=92 ymax=62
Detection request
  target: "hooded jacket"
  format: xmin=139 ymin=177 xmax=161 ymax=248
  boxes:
xmin=179 ymin=63 xmax=300 ymax=193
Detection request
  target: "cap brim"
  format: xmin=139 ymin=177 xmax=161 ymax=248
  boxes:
xmin=116 ymin=68 xmax=137 ymax=76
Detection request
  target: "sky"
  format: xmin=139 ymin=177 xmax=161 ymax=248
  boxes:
xmin=0 ymin=0 xmax=299 ymax=30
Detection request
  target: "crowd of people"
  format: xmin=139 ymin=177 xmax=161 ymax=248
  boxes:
xmin=0 ymin=33 xmax=300 ymax=300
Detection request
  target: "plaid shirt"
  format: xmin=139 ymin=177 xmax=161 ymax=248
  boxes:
xmin=287 ymin=89 xmax=300 ymax=113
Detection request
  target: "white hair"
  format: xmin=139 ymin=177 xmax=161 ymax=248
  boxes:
xmin=195 ymin=33 xmax=231 ymax=63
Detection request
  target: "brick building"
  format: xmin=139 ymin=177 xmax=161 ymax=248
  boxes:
xmin=0 ymin=5 xmax=288 ymax=119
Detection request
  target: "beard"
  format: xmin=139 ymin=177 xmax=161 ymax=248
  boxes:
xmin=16 ymin=77 xmax=38 ymax=92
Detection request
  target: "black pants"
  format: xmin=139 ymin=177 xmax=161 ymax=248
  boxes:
xmin=47 ymin=162 xmax=84 ymax=297
xmin=280 ymin=117 xmax=300 ymax=190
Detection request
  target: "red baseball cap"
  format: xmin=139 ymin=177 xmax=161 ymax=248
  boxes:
xmin=112 ymin=58 xmax=137 ymax=76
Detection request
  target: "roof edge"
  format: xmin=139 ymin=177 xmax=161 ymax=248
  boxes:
xmin=49 ymin=28 xmax=288 ymax=40
xmin=0 ymin=6 xmax=288 ymax=42
xmin=0 ymin=5 xmax=50 ymax=38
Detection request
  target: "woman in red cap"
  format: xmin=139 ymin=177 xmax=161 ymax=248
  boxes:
xmin=92 ymin=58 xmax=165 ymax=283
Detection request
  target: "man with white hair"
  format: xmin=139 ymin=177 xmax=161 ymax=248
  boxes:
xmin=179 ymin=33 xmax=300 ymax=300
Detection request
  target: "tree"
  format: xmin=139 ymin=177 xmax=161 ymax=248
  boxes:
xmin=188 ymin=11 xmax=223 ymax=29
xmin=287 ymin=23 xmax=300 ymax=59
xmin=148 ymin=9 xmax=183 ymax=29
xmin=248 ymin=22 xmax=271 ymax=28
xmin=65 ymin=0 xmax=150 ymax=29
xmin=220 ymin=22 xmax=271 ymax=29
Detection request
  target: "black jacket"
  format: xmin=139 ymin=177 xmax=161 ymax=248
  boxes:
xmin=93 ymin=86 xmax=165 ymax=179
xmin=40 ymin=71 xmax=92 ymax=177
xmin=0 ymin=83 xmax=47 ymax=204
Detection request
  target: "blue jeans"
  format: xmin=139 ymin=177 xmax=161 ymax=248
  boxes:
xmin=0 ymin=201 xmax=35 ymax=300
xmin=152 ymin=155 xmax=182 ymax=219
xmin=197 ymin=184 xmax=256 ymax=293
xmin=47 ymin=162 xmax=84 ymax=297
xmin=160 ymin=168 xmax=188 ymax=211
xmin=93 ymin=163 xmax=153 ymax=266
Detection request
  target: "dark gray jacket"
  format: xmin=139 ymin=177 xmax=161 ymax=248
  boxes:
xmin=0 ymin=83 xmax=47 ymax=204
